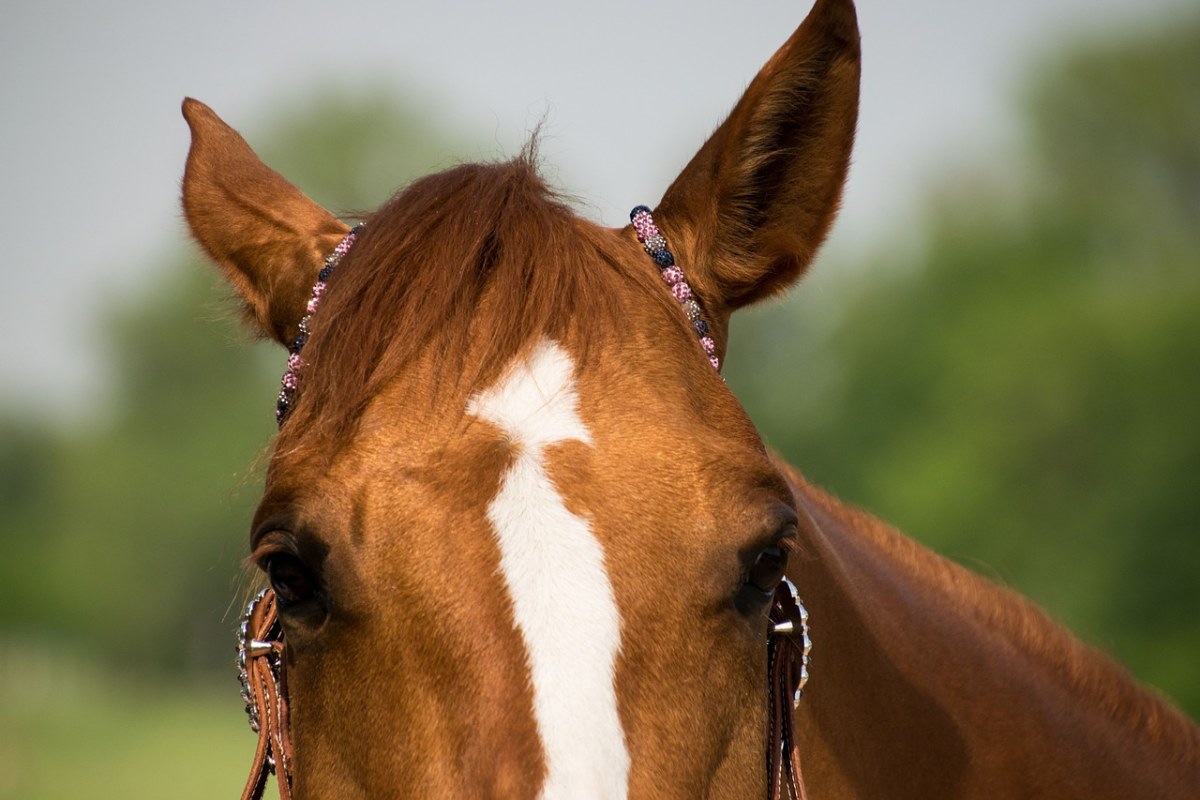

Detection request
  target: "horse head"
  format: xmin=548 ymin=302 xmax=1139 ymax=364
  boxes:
xmin=182 ymin=0 xmax=859 ymax=796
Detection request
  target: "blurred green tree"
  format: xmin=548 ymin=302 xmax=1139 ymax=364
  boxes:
xmin=0 ymin=87 xmax=463 ymax=675
xmin=726 ymin=12 xmax=1200 ymax=715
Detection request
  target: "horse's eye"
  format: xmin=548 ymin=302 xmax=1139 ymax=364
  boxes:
xmin=265 ymin=552 xmax=317 ymax=608
xmin=735 ymin=525 xmax=795 ymax=615
xmin=748 ymin=545 xmax=789 ymax=594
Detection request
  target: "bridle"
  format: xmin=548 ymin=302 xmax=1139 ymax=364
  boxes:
xmin=237 ymin=589 xmax=291 ymax=800
xmin=236 ymin=581 xmax=810 ymax=800
xmin=767 ymin=578 xmax=813 ymax=800
xmin=235 ymin=207 xmax=813 ymax=799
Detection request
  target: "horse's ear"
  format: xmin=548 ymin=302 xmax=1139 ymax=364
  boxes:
xmin=655 ymin=0 xmax=860 ymax=311
xmin=181 ymin=98 xmax=349 ymax=346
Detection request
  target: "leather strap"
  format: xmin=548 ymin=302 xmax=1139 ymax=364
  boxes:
xmin=767 ymin=582 xmax=810 ymax=800
xmin=237 ymin=585 xmax=806 ymax=799
xmin=240 ymin=590 xmax=293 ymax=800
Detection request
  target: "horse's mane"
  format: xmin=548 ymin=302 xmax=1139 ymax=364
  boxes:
xmin=286 ymin=151 xmax=630 ymax=449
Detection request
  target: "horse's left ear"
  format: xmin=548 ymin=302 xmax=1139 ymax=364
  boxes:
xmin=181 ymin=98 xmax=349 ymax=346
xmin=655 ymin=0 xmax=860 ymax=311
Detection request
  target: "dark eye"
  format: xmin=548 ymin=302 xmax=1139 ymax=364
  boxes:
xmin=748 ymin=545 xmax=789 ymax=594
xmin=264 ymin=552 xmax=318 ymax=608
xmin=735 ymin=525 xmax=795 ymax=615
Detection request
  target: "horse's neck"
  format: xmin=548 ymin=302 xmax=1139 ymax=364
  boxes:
xmin=781 ymin=464 xmax=1200 ymax=799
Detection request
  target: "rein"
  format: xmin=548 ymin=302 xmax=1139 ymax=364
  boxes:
xmin=236 ymin=206 xmax=812 ymax=799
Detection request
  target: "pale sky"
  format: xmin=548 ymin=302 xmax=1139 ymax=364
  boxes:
xmin=0 ymin=0 xmax=1187 ymax=419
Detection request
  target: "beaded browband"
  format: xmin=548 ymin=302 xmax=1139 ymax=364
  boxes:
xmin=629 ymin=206 xmax=720 ymax=372
xmin=273 ymin=208 xmax=717 ymax=425
xmin=275 ymin=225 xmax=362 ymax=426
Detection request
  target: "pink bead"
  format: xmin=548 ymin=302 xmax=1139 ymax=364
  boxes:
xmin=632 ymin=213 xmax=658 ymax=241
xmin=277 ymin=225 xmax=361 ymax=427
xmin=630 ymin=206 xmax=720 ymax=375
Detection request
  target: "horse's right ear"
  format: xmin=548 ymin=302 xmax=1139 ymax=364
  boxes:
xmin=181 ymin=98 xmax=349 ymax=346
xmin=655 ymin=0 xmax=860 ymax=313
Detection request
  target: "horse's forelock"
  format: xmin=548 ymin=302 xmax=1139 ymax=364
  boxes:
xmin=284 ymin=151 xmax=632 ymax=451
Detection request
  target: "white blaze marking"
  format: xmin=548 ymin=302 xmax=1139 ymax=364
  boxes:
xmin=467 ymin=339 xmax=629 ymax=800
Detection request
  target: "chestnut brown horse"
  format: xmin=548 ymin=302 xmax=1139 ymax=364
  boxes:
xmin=182 ymin=0 xmax=1199 ymax=797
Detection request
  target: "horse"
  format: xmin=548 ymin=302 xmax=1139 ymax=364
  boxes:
xmin=181 ymin=0 xmax=1200 ymax=797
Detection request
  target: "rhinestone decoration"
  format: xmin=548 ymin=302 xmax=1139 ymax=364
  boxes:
xmin=630 ymin=206 xmax=721 ymax=373
xmin=787 ymin=577 xmax=812 ymax=705
xmin=771 ymin=576 xmax=812 ymax=709
xmin=236 ymin=588 xmax=273 ymax=735
xmin=275 ymin=225 xmax=362 ymax=426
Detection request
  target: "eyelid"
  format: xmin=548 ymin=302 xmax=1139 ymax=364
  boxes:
xmin=250 ymin=530 xmax=299 ymax=569
xmin=762 ymin=505 xmax=799 ymax=550
xmin=775 ymin=504 xmax=799 ymax=532
xmin=776 ymin=523 xmax=798 ymax=552
xmin=252 ymin=514 xmax=287 ymax=546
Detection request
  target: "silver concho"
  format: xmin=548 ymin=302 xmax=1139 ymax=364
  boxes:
xmin=770 ymin=576 xmax=812 ymax=707
xmin=236 ymin=588 xmax=277 ymax=735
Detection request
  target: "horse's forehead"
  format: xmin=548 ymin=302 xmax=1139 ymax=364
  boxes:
xmin=467 ymin=339 xmax=592 ymax=449
xmin=466 ymin=337 xmax=632 ymax=795
xmin=268 ymin=336 xmax=777 ymax=793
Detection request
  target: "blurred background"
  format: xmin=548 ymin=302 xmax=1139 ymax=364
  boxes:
xmin=1 ymin=0 xmax=1197 ymax=796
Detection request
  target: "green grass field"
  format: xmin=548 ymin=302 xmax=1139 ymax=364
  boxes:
xmin=0 ymin=649 xmax=263 ymax=799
